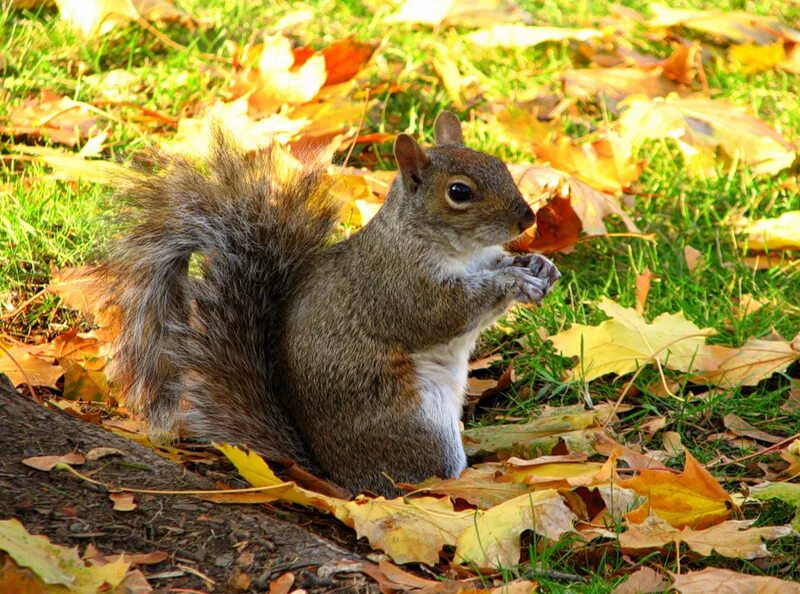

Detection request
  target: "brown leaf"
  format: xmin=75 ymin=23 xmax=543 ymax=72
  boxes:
xmin=619 ymin=515 xmax=791 ymax=559
xmin=671 ymin=567 xmax=800 ymax=594
xmin=723 ymin=414 xmax=784 ymax=444
xmin=0 ymin=343 xmax=64 ymax=389
xmin=563 ymin=67 xmax=682 ymax=109
xmin=635 ymin=267 xmax=655 ymax=314
xmin=683 ymin=246 xmax=704 ymax=272
xmin=691 ymin=332 xmax=800 ymax=388
xmin=22 ymin=452 xmax=85 ymax=471
xmin=1 ymin=91 xmax=101 ymax=146
xmin=109 ymin=492 xmax=137 ymax=512
xmin=416 ymin=463 xmax=529 ymax=509
xmin=613 ymin=567 xmax=669 ymax=594
xmin=268 ymin=572 xmax=295 ymax=594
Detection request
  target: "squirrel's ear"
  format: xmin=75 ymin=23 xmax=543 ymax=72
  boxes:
xmin=394 ymin=133 xmax=431 ymax=192
xmin=434 ymin=111 xmax=464 ymax=146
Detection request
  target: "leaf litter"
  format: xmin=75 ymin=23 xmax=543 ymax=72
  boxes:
xmin=3 ymin=0 xmax=800 ymax=591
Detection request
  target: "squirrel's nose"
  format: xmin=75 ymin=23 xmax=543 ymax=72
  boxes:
xmin=515 ymin=203 xmax=535 ymax=235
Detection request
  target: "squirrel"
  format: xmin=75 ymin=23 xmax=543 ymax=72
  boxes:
xmin=99 ymin=111 xmax=561 ymax=496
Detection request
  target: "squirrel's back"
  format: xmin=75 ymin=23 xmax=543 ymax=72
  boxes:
xmin=99 ymin=131 xmax=339 ymax=467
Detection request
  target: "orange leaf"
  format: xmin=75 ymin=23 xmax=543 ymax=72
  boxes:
xmin=293 ymin=37 xmax=376 ymax=86
xmin=618 ymin=450 xmax=734 ymax=529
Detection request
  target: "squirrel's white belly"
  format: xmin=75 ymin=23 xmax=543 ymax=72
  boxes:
xmin=412 ymin=330 xmax=478 ymax=474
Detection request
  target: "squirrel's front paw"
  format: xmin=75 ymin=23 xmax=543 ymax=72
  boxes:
xmin=524 ymin=254 xmax=561 ymax=294
xmin=499 ymin=267 xmax=551 ymax=305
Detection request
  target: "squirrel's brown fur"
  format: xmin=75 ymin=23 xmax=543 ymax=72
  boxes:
xmin=99 ymin=113 xmax=560 ymax=495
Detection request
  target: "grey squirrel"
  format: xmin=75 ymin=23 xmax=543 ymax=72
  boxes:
xmin=100 ymin=111 xmax=560 ymax=496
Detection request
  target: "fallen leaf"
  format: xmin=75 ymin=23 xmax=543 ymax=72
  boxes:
xmin=22 ymin=452 xmax=85 ymax=471
xmin=432 ymin=44 xmax=464 ymax=109
xmin=734 ymin=294 xmax=770 ymax=318
xmin=468 ymin=25 xmax=602 ymax=48
xmin=564 ymin=67 xmax=682 ymax=109
xmin=683 ymin=246 xmax=704 ymax=272
xmin=723 ymin=414 xmax=783 ymax=444
xmin=612 ymin=566 xmax=669 ymax=594
xmin=54 ymin=0 xmax=191 ymax=37
xmin=416 ymin=464 xmax=529 ymax=509
xmin=2 ymin=91 xmax=101 ymax=146
xmin=344 ymin=496 xmax=475 ymax=565
xmin=501 ymin=454 xmax=612 ymax=490
xmin=618 ymin=451 xmax=734 ymax=529
xmin=730 ymin=41 xmax=786 ymax=73
xmin=619 ymin=515 xmax=791 ymax=559
xmin=506 ymin=163 xmax=639 ymax=253
xmin=750 ymin=482 xmax=800 ymax=531
xmin=85 ymin=447 xmax=124 ymax=461
xmin=617 ymin=95 xmax=796 ymax=176
xmin=268 ymin=572 xmax=295 ymax=594
xmin=462 ymin=404 xmax=606 ymax=458
xmin=549 ymin=298 xmax=716 ymax=382
xmin=388 ymin=0 xmax=530 ymax=27
xmin=738 ymin=211 xmax=800 ymax=251
xmin=109 ymin=492 xmax=137 ymax=512
xmin=216 ymin=443 xmax=345 ymax=513
xmin=635 ymin=267 xmax=655 ymax=313
xmin=292 ymin=36 xmax=376 ymax=86
xmin=671 ymin=567 xmax=800 ymax=594
xmin=0 ymin=518 xmax=129 ymax=592
xmin=691 ymin=332 xmax=800 ymax=388
xmin=649 ymin=4 xmax=800 ymax=45
xmin=455 ymin=490 xmax=576 ymax=568
xmin=0 ymin=343 xmax=64 ymax=389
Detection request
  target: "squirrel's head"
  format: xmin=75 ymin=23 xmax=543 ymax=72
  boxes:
xmin=392 ymin=111 xmax=534 ymax=253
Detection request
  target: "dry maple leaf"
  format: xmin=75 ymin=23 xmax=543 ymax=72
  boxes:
xmin=737 ymin=211 xmax=800 ymax=251
xmin=690 ymin=332 xmax=800 ymax=388
xmin=617 ymin=95 xmax=796 ymax=176
xmin=505 ymin=163 xmax=639 ymax=253
xmin=53 ymin=0 xmax=191 ymax=37
xmin=388 ymin=0 xmax=530 ymax=27
xmin=292 ymin=37 xmax=376 ymax=87
xmin=344 ymin=496 xmax=475 ymax=565
xmin=468 ymin=25 xmax=602 ymax=48
xmin=455 ymin=489 xmax=576 ymax=568
xmin=671 ymin=567 xmax=800 ymax=594
xmin=462 ymin=404 xmax=606 ymax=458
xmin=415 ymin=464 xmax=529 ymax=509
xmin=648 ymin=3 xmax=800 ymax=45
xmin=549 ymin=298 xmax=716 ymax=382
xmin=563 ymin=67 xmax=682 ymax=110
xmin=0 ymin=518 xmax=130 ymax=592
xmin=619 ymin=515 xmax=792 ymax=559
xmin=2 ymin=91 xmax=101 ymax=147
xmin=617 ymin=450 xmax=734 ymax=529
xmin=613 ymin=567 xmax=669 ymax=594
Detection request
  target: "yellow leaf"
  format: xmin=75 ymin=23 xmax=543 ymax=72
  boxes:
xmin=388 ymin=0 xmax=529 ymax=27
xmin=455 ymin=490 xmax=576 ymax=568
xmin=739 ymin=211 xmax=800 ymax=251
xmin=617 ymin=451 xmax=734 ymax=529
xmin=730 ymin=41 xmax=786 ymax=73
xmin=549 ymin=298 xmax=716 ymax=382
xmin=343 ymin=496 xmax=475 ymax=565
xmin=215 ymin=444 xmax=345 ymax=514
xmin=0 ymin=518 xmax=129 ymax=593
xmin=618 ymin=95 xmax=796 ymax=176
xmin=432 ymin=45 xmax=464 ymax=109
xmin=648 ymin=3 xmax=798 ymax=45
xmin=468 ymin=25 xmax=602 ymax=48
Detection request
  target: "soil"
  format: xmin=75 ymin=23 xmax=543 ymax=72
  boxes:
xmin=0 ymin=377 xmax=376 ymax=593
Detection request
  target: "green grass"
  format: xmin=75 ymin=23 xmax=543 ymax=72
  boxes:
xmin=2 ymin=0 xmax=800 ymax=590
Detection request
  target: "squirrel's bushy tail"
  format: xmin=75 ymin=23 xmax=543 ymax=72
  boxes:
xmin=99 ymin=131 xmax=338 ymax=465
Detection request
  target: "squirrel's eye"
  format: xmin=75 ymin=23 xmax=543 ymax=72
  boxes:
xmin=447 ymin=182 xmax=473 ymax=203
